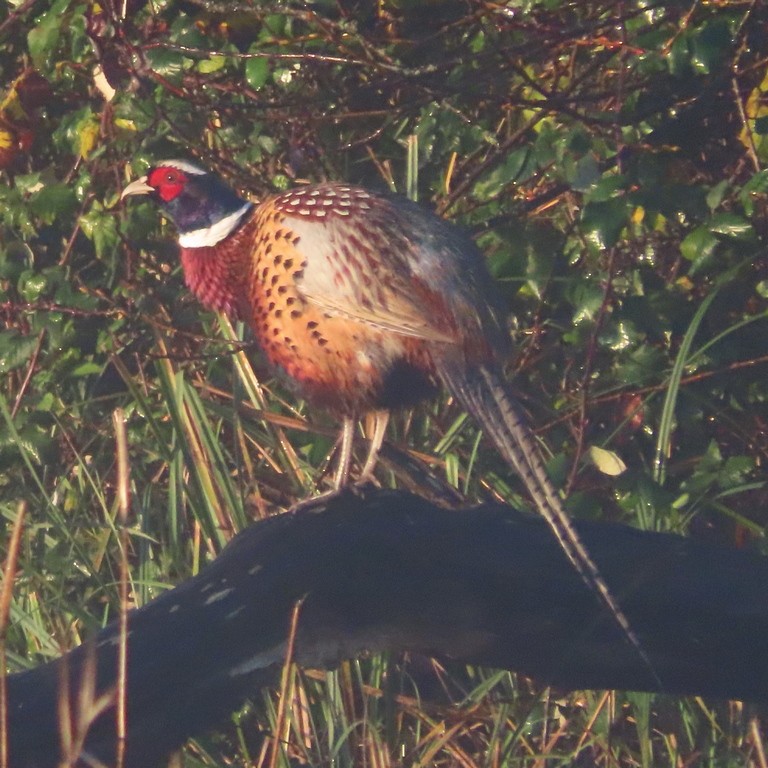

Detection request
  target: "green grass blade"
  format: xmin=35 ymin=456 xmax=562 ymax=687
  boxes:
xmin=653 ymin=290 xmax=718 ymax=486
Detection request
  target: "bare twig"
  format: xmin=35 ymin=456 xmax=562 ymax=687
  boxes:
xmin=11 ymin=329 xmax=45 ymax=419
xmin=0 ymin=0 xmax=37 ymax=37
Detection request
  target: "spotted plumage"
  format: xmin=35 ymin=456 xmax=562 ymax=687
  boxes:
xmin=121 ymin=159 xmax=656 ymax=680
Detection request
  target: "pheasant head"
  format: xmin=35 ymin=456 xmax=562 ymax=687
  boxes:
xmin=121 ymin=160 xmax=256 ymax=315
xmin=120 ymin=160 xmax=252 ymax=248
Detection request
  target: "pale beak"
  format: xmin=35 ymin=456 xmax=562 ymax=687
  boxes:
xmin=120 ymin=175 xmax=154 ymax=200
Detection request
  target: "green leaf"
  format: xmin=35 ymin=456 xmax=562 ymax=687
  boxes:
xmin=18 ymin=272 xmax=48 ymax=302
xmin=719 ymin=455 xmax=754 ymax=487
xmin=705 ymin=180 xmax=729 ymax=211
xmin=569 ymin=281 xmax=604 ymax=324
xmin=617 ymin=345 xmax=668 ymax=386
xmin=0 ymin=241 xmax=33 ymax=281
xmin=71 ymin=361 xmax=102 ymax=377
xmin=36 ymin=392 xmax=55 ymax=412
xmin=0 ymin=421 xmax=54 ymax=465
xmin=584 ymin=173 xmax=626 ymax=201
xmin=581 ymin=197 xmax=628 ymax=249
xmin=707 ymin=213 xmax=754 ymax=239
xmin=198 ymin=55 xmax=226 ymax=74
xmin=0 ymin=330 xmax=41 ymax=374
xmin=739 ymin=169 xmax=768 ymax=216
xmin=691 ymin=18 xmax=732 ymax=75
xmin=569 ymin=154 xmax=600 ymax=193
xmin=29 ymin=184 xmax=78 ymax=225
xmin=473 ymin=148 xmax=533 ymax=199
xmin=245 ymin=55 xmax=269 ymax=90
xmin=668 ymin=33 xmax=693 ymax=77
xmin=653 ymin=289 xmax=719 ymax=485
xmin=80 ymin=203 xmax=119 ymax=261
xmin=54 ymin=281 xmax=98 ymax=311
xmin=598 ymin=318 xmax=637 ymax=352
xmin=144 ymin=48 xmax=186 ymax=79
xmin=470 ymin=30 xmax=485 ymax=53
xmin=27 ymin=0 xmax=72 ymax=69
xmin=680 ymin=226 xmax=718 ymax=262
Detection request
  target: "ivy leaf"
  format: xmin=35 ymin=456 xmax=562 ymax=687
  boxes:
xmin=76 ymin=114 xmax=101 ymax=159
xmin=144 ymin=48 xmax=186 ymax=79
xmin=29 ymin=184 xmax=78 ymax=224
xmin=80 ymin=203 xmax=119 ymax=261
xmin=569 ymin=281 xmax=605 ymax=324
xmin=708 ymin=213 xmax=754 ymax=239
xmin=680 ymin=226 xmax=718 ymax=262
xmin=18 ymin=271 xmax=48 ymax=302
xmin=473 ymin=148 xmax=533 ymax=199
xmin=245 ymin=55 xmax=269 ymax=90
xmin=27 ymin=0 xmax=71 ymax=69
xmin=691 ymin=18 xmax=731 ymax=75
xmin=198 ymin=55 xmax=226 ymax=74
xmin=0 ymin=330 xmax=41 ymax=373
xmin=581 ymin=197 xmax=629 ymax=249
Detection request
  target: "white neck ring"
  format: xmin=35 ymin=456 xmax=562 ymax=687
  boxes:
xmin=178 ymin=202 xmax=252 ymax=248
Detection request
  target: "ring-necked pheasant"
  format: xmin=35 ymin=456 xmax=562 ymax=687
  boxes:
xmin=121 ymin=159 xmax=655 ymax=678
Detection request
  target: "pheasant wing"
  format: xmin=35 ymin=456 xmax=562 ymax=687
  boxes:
xmin=271 ymin=184 xmax=507 ymax=353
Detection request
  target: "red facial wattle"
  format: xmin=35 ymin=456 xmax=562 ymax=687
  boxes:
xmin=147 ymin=166 xmax=188 ymax=202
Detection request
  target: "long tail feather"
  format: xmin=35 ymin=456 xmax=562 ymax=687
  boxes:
xmin=439 ymin=360 xmax=660 ymax=685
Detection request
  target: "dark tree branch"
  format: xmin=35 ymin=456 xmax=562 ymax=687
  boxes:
xmin=6 ymin=488 xmax=768 ymax=768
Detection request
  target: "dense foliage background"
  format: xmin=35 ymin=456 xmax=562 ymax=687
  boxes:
xmin=1 ymin=0 xmax=767 ymax=765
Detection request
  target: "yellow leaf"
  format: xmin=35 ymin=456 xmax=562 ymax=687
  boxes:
xmin=78 ymin=116 xmax=100 ymax=159
xmin=739 ymin=68 xmax=768 ymax=152
xmin=587 ymin=445 xmax=627 ymax=476
xmin=113 ymin=118 xmax=137 ymax=133
xmin=0 ymin=127 xmax=13 ymax=151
